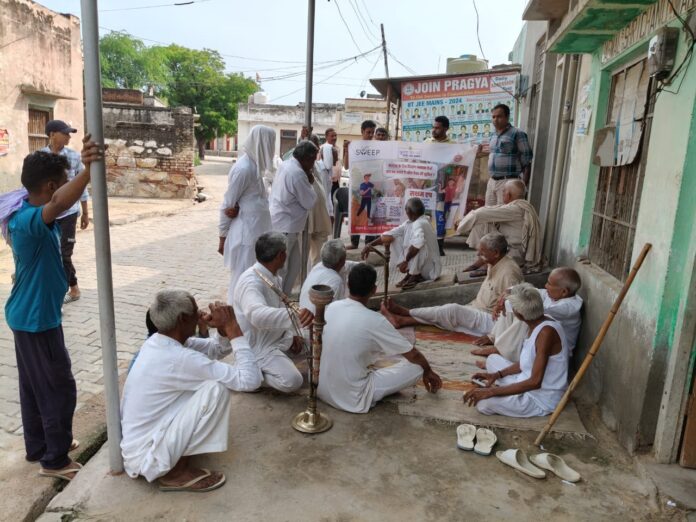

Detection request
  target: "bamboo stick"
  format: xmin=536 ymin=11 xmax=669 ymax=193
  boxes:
xmin=534 ymin=243 xmax=652 ymax=446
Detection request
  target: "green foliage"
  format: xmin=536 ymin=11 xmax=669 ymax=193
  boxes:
xmin=99 ymin=32 xmax=258 ymax=147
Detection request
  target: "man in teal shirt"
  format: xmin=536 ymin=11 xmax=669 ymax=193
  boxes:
xmin=5 ymin=135 xmax=102 ymax=482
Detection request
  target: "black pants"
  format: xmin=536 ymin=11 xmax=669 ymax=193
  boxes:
xmin=13 ymin=326 xmax=76 ymax=469
xmin=57 ymin=213 xmax=78 ymax=287
xmin=357 ymin=197 xmax=372 ymax=217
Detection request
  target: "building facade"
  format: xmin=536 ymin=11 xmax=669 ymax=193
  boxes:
xmin=237 ymin=100 xmax=342 ymax=158
xmin=521 ymin=0 xmax=696 ymax=465
xmin=0 ymin=0 xmax=84 ymax=192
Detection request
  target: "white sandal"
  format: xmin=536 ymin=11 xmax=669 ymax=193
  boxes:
xmin=456 ymin=424 xmax=476 ymax=451
xmin=529 ymin=453 xmax=581 ymax=482
xmin=496 ymin=449 xmax=546 ymax=479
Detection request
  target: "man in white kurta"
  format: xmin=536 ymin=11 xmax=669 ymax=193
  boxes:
xmin=233 ymin=233 xmax=314 ymax=393
xmin=456 ymin=179 xmax=542 ymax=270
xmin=318 ymin=263 xmax=442 ymax=413
xmin=473 ymin=268 xmax=583 ymax=362
xmin=307 ymin=165 xmax=333 ymax=268
xmin=120 ymin=292 xmax=262 ymax=489
xmin=219 ymin=125 xmax=275 ymax=302
xmin=318 ymin=141 xmax=336 ymax=216
xmin=362 ymin=197 xmax=442 ymax=290
xmin=300 ymin=239 xmax=357 ymax=314
xmin=269 ymin=141 xmax=318 ymax=294
xmin=381 ymin=233 xmax=523 ymax=336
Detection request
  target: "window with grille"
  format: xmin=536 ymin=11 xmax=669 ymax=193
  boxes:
xmin=28 ymin=108 xmax=51 ymax=152
xmin=589 ymin=59 xmax=654 ymax=281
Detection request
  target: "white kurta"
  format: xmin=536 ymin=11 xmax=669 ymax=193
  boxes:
xmin=410 ymin=255 xmax=523 ymax=335
xmin=490 ymin=289 xmax=583 ymax=361
xmin=317 ymin=144 xmax=335 ymax=215
xmin=384 ymin=215 xmax=442 ymax=281
xmin=477 ymin=319 xmax=569 ymax=417
xmin=269 ymin=157 xmax=317 ymax=234
xmin=318 ymin=299 xmax=422 ymax=413
xmin=219 ymin=154 xmax=272 ymax=302
xmin=120 ymin=333 xmax=262 ymax=481
xmin=233 ymin=263 xmax=303 ymax=392
xmin=299 ymin=260 xmax=358 ymax=314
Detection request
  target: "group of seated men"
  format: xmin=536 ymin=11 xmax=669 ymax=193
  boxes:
xmin=120 ymin=196 xmax=582 ymax=492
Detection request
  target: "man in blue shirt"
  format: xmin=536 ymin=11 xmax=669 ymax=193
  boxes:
xmin=41 ymin=120 xmax=90 ymax=304
xmin=5 ymin=135 xmax=103 ymax=482
xmin=356 ymin=173 xmax=374 ymax=222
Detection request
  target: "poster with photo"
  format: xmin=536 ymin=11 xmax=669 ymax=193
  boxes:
xmin=348 ymin=140 xmax=477 ymax=238
xmin=400 ymin=71 xmax=518 ymax=145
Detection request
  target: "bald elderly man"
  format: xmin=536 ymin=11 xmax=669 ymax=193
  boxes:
xmin=456 ymin=179 xmax=542 ymax=271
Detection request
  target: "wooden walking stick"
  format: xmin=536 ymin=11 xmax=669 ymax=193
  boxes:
xmin=534 ymin=243 xmax=652 ymax=446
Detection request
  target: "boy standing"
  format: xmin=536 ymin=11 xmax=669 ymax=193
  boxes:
xmin=5 ymin=135 xmax=102 ymax=481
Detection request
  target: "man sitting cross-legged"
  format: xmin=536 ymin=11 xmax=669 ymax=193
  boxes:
xmin=233 ymin=232 xmax=314 ymax=393
xmin=362 ymin=197 xmax=442 ymax=290
xmin=471 ymin=268 xmax=583 ymax=365
xmin=299 ymin=239 xmax=357 ymax=315
xmin=120 ymin=291 xmax=263 ymax=491
xmin=381 ymin=232 xmax=523 ymax=336
xmin=318 ymin=263 xmax=442 ymax=413
xmin=463 ymin=284 xmax=569 ymax=418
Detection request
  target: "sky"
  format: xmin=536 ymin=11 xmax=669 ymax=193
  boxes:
xmin=38 ymin=0 xmax=529 ymax=105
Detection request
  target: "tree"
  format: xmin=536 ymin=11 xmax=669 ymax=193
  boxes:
xmin=161 ymin=46 xmax=257 ymax=158
xmin=99 ymin=32 xmax=168 ymax=92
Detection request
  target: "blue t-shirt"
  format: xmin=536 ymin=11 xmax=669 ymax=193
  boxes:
xmin=5 ymin=202 xmax=66 ymax=332
xmin=359 ymin=181 xmax=374 ymax=198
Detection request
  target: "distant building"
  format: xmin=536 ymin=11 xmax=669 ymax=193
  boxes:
xmin=336 ymin=97 xmax=388 ymax=143
xmin=237 ymin=96 xmax=342 ymax=158
xmin=0 ymin=0 xmax=84 ymax=191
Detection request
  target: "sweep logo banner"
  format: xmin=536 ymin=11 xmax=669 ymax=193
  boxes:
xmin=400 ymin=71 xmax=518 ymax=144
xmin=348 ymin=140 xmax=477 ymax=236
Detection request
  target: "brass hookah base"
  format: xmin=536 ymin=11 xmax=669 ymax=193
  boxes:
xmin=291 ymin=284 xmax=333 ymax=434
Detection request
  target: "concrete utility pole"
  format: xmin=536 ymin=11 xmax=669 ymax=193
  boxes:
xmin=381 ymin=24 xmax=392 ymax=131
xmin=80 ymin=0 xmax=123 ymax=473
xmin=300 ymin=0 xmax=316 ymax=285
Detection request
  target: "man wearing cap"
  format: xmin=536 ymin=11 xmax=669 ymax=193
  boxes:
xmin=41 ymin=120 xmax=89 ymax=304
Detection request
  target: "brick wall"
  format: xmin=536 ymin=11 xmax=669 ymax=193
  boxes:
xmin=103 ymin=104 xmax=195 ymax=198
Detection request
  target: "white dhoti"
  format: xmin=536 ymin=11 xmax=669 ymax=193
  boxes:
xmin=410 ymin=303 xmax=494 ymax=336
xmin=227 ymin=245 xmax=257 ymax=304
xmin=474 ymin=354 xmax=546 ymax=417
xmin=256 ymin=349 xmax=303 ymax=393
xmin=489 ymin=307 xmax=529 ymax=362
xmin=279 ymin=232 xmax=302 ymax=294
xmin=371 ymin=360 xmax=423 ymax=406
xmin=127 ymin=381 xmax=231 ymax=482
xmin=308 ymin=232 xmax=328 ymax=268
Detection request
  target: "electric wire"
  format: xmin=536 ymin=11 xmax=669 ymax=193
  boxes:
xmin=472 ymin=0 xmax=487 ymax=62
xmin=333 ymin=0 xmax=364 ymax=54
xmin=272 ymin=60 xmax=360 ymax=103
xmin=101 ymin=0 xmax=214 ymax=13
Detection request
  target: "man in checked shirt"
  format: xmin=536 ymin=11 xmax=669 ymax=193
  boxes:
xmin=481 ymin=104 xmax=533 ymax=207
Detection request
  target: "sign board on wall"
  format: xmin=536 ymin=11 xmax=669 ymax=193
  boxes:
xmin=0 ymin=129 xmax=9 ymax=157
xmin=400 ymin=71 xmax=518 ymax=144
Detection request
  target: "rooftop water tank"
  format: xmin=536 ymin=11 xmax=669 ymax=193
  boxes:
xmin=253 ymin=91 xmax=269 ymax=104
xmin=446 ymin=54 xmax=488 ymax=74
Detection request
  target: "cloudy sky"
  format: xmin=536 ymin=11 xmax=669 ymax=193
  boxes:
xmin=39 ymin=0 xmax=529 ymax=104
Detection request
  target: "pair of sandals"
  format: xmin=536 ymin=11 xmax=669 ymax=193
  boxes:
xmin=396 ymin=274 xmax=424 ymax=291
xmin=456 ymin=424 xmax=497 ymax=456
xmin=36 ymin=439 xmax=82 ymax=482
xmin=496 ymin=448 xmax=581 ymax=482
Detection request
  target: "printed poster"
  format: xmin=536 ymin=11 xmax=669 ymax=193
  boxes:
xmin=400 ymin=71 xmax=518 ymax=145
xmin=348 ymin=140 xmax=477 ymax=238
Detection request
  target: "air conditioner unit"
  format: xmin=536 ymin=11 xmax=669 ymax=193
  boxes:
xmin=648 ymin=27 xmax=679 ymax=81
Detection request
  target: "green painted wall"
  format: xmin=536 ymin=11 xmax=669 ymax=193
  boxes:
xmin=554 ymin=20 xmax=696 ymax=449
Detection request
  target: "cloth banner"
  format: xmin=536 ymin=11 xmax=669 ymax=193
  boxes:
xmin=348 ymin=140 xmax=477 ymax=237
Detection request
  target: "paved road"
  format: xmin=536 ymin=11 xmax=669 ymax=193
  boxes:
xmin=0 ymin=160 xmax=232 ymax=435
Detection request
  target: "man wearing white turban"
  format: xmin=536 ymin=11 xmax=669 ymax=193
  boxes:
xmin=218 ymin=125 xmax=276 ymax=303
